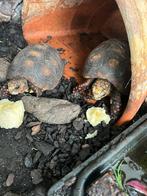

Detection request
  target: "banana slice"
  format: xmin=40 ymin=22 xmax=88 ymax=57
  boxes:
xmin=0 ymin=99 xmax=25 ymax=129
xmin=86 ymin=107 xmax=110 ymax=127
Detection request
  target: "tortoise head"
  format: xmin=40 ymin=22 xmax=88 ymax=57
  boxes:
xmin=91 ymin=79 xmax=111 ymax=100
xmin=8 ymin=78 xmax=29 ymax=95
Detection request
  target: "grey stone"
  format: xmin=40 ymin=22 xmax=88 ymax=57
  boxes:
xmin=26 ymin=133 xmax=33 ymax=143
xmin=0 ymin=0 xmax=22 ymax=22
xmin=22 ymin=96 xmax=81 ymax=124
xmin=31 ymin=169 xmax=43 ymax=185
xmin=5 ymin=173 xmax=15 ymax=187
xmin=26 ymin=121 xmax=41 ymax=128
xmin=33 ymin=151 xmax=42 ymax=164
xmin=4 ymin=192 xmax=19 ymax=196
xmin=73 ymin=118 xmax=84 ymax=131
xmin=34 ymin=185 xmax=46 ymax=196
xmin=11 ymin=0 xmax=22 ymax=23
xmin=79 ymin=147 xmax=90 ymax=161
xmin=0 ymin=58 xmax=10 ymax=82
xmin=24 ymin=153 xmax=33 ymax=168
xmin=34 ymin=141 xmax=54 ymax=156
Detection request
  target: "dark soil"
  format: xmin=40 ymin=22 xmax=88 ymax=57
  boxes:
xmin=0 ymin=22 xmax=146 ymax=196
xmin=0 ymin=22 xmax=27 ymax=60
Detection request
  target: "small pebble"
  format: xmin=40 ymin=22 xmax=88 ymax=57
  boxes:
xmin=0 ymin=58 xmax=10 ymax=82
xmin=34 ymin=141 xmax=55 ymax=156
xmin=26 ymin=132 xmax=33 ymax=143
xmin=62 ymin=143 xmax=71 ymax=152
xmin=26 ymin=121 xmax=41 ymax=128
xmin=5 ymin=173 xmax=15 ymax=187
xmin=0 ymin=0 xmax=22 ymax=22
xmin=14 ymin=131 xmax=22 ymax=140
xmin=49 ymin=159 xmax=56 ymax=170
xmin=54 ymin=141 xmax=59 ymax=148
xmin=31 ymin=124 xmax=41 ymax=135
xmin=73 ymin=118 xmax=84 ymax=131
xmin=33 ymin=151 xmax=42 ymax=164
xmin=79 ymin=147 xmax=90 ymax=161
xmin=82 ymin=144 xmax=90 ymax=149
xmin=71 ymin=143 xmax=80 ymax=155
xmin=24 ymin=153 xmax=33 ymax=168
xmin=4 ymin=192 xmax=19 ymax=196
xmin=31 ymin=169 xmax=43 ymax=185
xmin=34 ymin=185 xmax=46 ymax=196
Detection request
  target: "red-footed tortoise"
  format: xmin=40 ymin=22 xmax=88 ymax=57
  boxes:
xmin=73 ymin=39 xmax=131 ymax=121
xmin=7 ymin=44 xmax=64 ymax=96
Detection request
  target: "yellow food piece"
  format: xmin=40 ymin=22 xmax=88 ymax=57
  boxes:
xmin=0 ymin=99 xmax=25 ymax=129
xmin=86 ymin=107 xmax=110 ymax=127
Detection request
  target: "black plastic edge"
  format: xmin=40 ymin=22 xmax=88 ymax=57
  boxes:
xmin=47 ymin=114 xmax=147 ymax=196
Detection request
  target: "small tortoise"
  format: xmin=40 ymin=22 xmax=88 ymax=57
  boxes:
xmin=73 ymin=39 xmax=131 ymax=121
xmin=6 ymin=44 xmax=64 ymax=96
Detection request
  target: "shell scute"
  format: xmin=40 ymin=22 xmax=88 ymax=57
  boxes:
xmin=83 ymin=39 xmax=131 ymax=93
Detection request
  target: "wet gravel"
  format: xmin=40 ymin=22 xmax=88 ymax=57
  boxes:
xmin=0 ymin=21 xmax=146 ymax=196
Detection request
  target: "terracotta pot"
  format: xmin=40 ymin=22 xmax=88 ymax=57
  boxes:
xmin=115 ymin=0 xmax=147 ymax=125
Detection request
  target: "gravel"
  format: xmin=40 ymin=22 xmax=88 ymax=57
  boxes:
xmin=0 ymin=58 xmax=10 ymax=82
xmin=31 ymin=169 xmax=43 ymax=185
xmin=34 ymin=141 xmax=55 ymax=156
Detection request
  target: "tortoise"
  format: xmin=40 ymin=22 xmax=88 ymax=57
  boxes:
xmin=73 ymin=39 xmax=131 ymax=121
xmin=6 ymin=44 xmax=64 ymax=96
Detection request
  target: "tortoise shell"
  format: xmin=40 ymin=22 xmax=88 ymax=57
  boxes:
xmin=83 ymin=39 xmax=131 ymax=93
xmin=7 ymin=44 xmax=64 ymax=91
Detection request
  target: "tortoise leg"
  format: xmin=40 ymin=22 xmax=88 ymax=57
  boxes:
xmin=73 ymin=79 xmax=94 ymax=95
xmin=28 ymin=82 xmax=42 ymax=97
xmin=36 ymin=89 xmax=42 ymax=97
xmin=84 ymin=90 xmax=96 ymax=102
xmin=0 ymin=84 xmax=9 ymax=99
xmin=110 ymin=89 xmax=122 ymax=122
